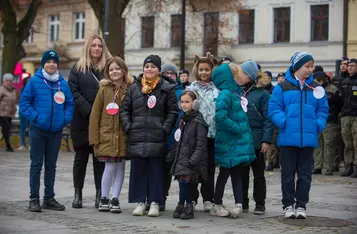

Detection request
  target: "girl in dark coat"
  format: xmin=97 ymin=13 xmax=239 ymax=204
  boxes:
xmin=68 ymin=35 xmax=112 ymax=209
xmin=120 ymin=54 xmax=178 ymax=217
xmin=166 ymin=90 xmax=208 ymax=220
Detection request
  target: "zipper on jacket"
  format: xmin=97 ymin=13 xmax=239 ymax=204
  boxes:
xmin=49 ymin=88 xmax=54 ymax=132
xmin=300 ymin=89 xmax=303 ymax=147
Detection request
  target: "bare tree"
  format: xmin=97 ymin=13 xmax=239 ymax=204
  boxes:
xmin=0 ymin=0 xmax=41 ymax=76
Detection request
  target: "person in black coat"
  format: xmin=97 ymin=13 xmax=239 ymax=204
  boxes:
xmin=68 ymin=35 xmax=112 ymax=209
xmin=166 ymin=90 xmax=208 ymax=220
xmin=119 ymin=54 xmax=178 ymax=217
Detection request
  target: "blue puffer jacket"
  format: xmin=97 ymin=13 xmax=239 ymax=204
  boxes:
xmin=268 ymin=66 xmax=329 ymax=148
xmin=19 ymin=68 xmax=74 ymax=132
xmin=212 ymin=63 xmax=256 ymax=168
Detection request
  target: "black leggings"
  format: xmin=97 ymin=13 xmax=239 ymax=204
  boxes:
xmin=0 ymin=117 xmax=12 ymax=148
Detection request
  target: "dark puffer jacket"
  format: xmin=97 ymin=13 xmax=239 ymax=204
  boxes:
xmin=119 ymin=74 xmax=178 ymax=158
xmin=167 ymin=111 xmax=208 ymax=182
xmin=68 ymin=64 xmax=104 ymax=149
xmin=341 ymin=72 xmax=357 ymax=117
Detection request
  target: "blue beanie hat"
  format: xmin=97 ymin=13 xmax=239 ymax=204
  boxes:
xmin=290 ymin=52 xmax=314 ymax=71
xmin=240 ymin=60 xmax=259 ymax=81
xmin=41 ymin=50 xmax=59 ymax=67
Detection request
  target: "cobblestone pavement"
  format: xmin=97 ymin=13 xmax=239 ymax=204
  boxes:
xmin=0 ymin=150 xmax=356 ymax=234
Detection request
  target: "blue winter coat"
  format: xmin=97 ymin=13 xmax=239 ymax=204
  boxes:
xmin=19 ymin=68 xmax=74 ymax=132
xmin=212 ymin=63 xmax=256 ymax=168
xmin=268 ymin=66 xmax=329 ymax=148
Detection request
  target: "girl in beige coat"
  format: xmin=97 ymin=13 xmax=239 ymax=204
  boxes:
xmin=89 ymin=57 xmax=133 ymax=213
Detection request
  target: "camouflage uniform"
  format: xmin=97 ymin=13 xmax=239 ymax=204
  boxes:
xmin=341 ymin=116 xmax=357 ymax=166
xmin=266 ymin=127 xmax=279 ymax=167
xmin=314 ymin=123 xmax=340 ymax=173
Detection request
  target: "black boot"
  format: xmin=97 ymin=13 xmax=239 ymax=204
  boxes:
xmin=173 ymin=203 xmax=184 ymax=218
xmin=312 ymin=168 xmax=322 ymax=174
xmin=350 ymin=165 xmax=357 ymax=178
xmin=95 ymin=189 xmax=101 ymax=209
xmin=72 ymin=188 xmax=83 ymax=208
xmin=180 ymin=204 xmax=194 ymax=220
xmin=341 ymin=164 xmax=353 ymax=177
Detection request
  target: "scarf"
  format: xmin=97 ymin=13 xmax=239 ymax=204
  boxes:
xmin=181 ymin=110 xmax=198 ymax=123
xmin=196 ymin=81 xmax=211 ymax=90
xmin=141 ymin=75 xmax=160 ymax=94
xmin=42 ymin=69 xmax=60 ymax=82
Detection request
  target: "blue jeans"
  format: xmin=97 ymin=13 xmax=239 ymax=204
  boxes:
xmin=129 ymin=158 xmax=164 ymax=204
xmin=29 ymin=126 xmax=62 ymax=200
xmin=19 ymin=112 xmax=29 ymax=146
xmin=280 ymin=146 xmax=314 ymax=210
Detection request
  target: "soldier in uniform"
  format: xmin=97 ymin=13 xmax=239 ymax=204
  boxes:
xmin=332 ymin=57 xmax=349 ymax=171
xmin=340 ymin=58 xmax=357 ymax=177
xmin=312 ymin=72 xmax=343 ymax=175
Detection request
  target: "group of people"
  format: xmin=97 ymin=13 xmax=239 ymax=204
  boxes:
xmin=2 ymin=34 xmax=355 ymax=222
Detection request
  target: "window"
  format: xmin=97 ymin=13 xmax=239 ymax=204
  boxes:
xmin=48 ymin=14 xmax=60 ymax=42
xmin=171 ymin=14 xmax=182 ymax=47
xmin=311 ymin=5 xmax=329 ymax=41
xmin=74 ymin=12 xmax=85 ymax=41
xmin=24 ymin=28 xmax=34 ymax=44
xmin=141 ymin=16 xmax=154 ymax=48
xmin=274 ymin=7 xmax=290 ymax=42
xmin=239 ymin=9 xmax=255 ymax=44
xmin=204 ymin=12 xmax=219 ymax=56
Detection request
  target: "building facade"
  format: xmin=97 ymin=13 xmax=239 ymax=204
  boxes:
xmin=0 ymin=0 xmax=350 ymax=78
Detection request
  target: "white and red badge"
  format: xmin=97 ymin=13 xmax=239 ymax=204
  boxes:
xmin=54 ymin=91 xmax=65 ymax=104
xmin=147 ymin=95 xmax=157 ymax=109
xmin=240 ymin=97 xmax=248 ymax=112
xmin=106 ymin=103 xmax=119 ymax=115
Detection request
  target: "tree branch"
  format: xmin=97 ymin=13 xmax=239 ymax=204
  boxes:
xmin=17 ymin=0 xmax=42 ymax=42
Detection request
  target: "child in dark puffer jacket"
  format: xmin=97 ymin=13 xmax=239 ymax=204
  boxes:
xmin=166 ymin=90 xmax=208 ymax=220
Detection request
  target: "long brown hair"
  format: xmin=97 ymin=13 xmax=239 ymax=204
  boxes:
xmin=104 ymin=56 xmax=133 ymax=85
xmin=76 ymin=35 xmax=112 ymax=73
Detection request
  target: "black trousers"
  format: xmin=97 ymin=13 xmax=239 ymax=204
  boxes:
xmin=73 ymin=144 xmax=105 ymax=190
xmin=0 ymin=117 xmax=12 ymax=148
xmin=163 ymin=161 xmax=172 ymax=202
xmin=242 ymin=150 xmax=266 ymax=209
xmin=193 ymin=137 xmax=215 ymax=203
xmin=214 ymin=165 xmax=243 ymax=205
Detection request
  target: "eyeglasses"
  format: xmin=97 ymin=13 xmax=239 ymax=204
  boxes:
xmin=163 ymin=72 xmax=176 ymax=77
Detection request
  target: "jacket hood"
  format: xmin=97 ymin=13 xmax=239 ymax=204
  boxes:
xmin=212 ymin=63 xmax=240 ymax=91
xmin=35 ymin=67 xmax=64 ymax=81
xmin=285 ymin=65 xmax=314 ymax=87
xmin=99 ymin=75 xmax=134 ymax=87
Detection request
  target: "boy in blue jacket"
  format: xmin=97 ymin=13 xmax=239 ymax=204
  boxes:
xmin=269 ymin=52 xmax=328 ymax=219
xmin=20 ymin=50 xmax=74 ymax=212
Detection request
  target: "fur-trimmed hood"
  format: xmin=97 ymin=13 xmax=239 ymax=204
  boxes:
xmin=99 ymin=75 xmax=134 ymax=87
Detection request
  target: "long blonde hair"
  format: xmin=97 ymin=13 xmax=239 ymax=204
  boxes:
xmin=76 ymin=35 xmax=112 ymax=73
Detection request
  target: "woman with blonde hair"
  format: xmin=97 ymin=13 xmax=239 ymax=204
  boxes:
xmin=68 ymin=34 xmax=112 ymax=209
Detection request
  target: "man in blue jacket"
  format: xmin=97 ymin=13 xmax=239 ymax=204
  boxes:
xmin=20 ymin=50 xmax=74 ymax=212
xmin=269 ymin=52 xmax=328 ymax=219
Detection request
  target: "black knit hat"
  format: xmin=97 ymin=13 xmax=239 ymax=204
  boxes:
xmin=41 ymin=50 xmax=59 ymax=67
xmin=180 ymin=68 xmax=190 ymax=75
xmin=143 ymin=54 xmax=162 ymax=71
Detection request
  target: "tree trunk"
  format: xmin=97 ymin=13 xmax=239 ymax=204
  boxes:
xmin=88 ymin=0 xmax=130 ymax=59
xmin=0 ymin=0 xmax=41 ymax=77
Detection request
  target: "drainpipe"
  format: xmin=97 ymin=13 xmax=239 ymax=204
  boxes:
xmin=342 ymin=0 xmax=348 ymax=57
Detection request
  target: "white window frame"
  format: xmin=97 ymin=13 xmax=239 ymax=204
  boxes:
xmin=73 ymin=12 xmax=85 ymax=41
xmin=48 ymin=14 xmax=60 ymax=43
xmin=23 ymin=28 xmax=34 ymax=44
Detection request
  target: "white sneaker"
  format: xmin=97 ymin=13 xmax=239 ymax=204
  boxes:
xmin=284 ymin=206 xmax=296 ymax=219
xmin=192 ymin=201 xmax=197 ymax=212
xmin=296 ymin=207 xmax=307 ymax=219
xmin=210 ymin=204 xmax=230 ymax=217
xmin=230 ymin=203 xmax=243 ymax=219
xmin=203 ymin=201 xmax=213 ymax=212
xmin=17 ymin=145 xmax=27 ymax=151
xmin=133 ymin=202 xmax=146 ymax=216
xmin=148 ymin=202 xmax=159 ymax=217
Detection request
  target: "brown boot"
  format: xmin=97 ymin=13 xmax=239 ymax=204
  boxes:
xmin=350 ymin=165 xmax=357 ymax=178
xmin=341 ymin=164 xmax=353 ymax=177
